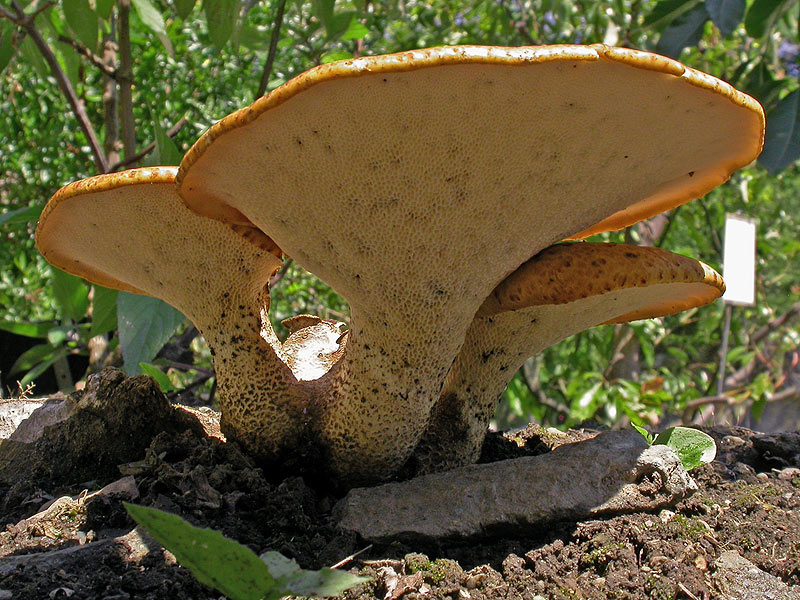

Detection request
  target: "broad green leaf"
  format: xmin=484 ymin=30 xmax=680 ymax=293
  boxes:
xmin=20 ymin=36 xmax=49 ymax=78
xmin=325 ymin=10 xmax=356 ymax=40
xmin=705 ymin=0 xmax=745 ymax=35
xmin=203 ymin=0 xmax=239 ymax=48
xmin=51 ymin=267 xmax=89 ymax=322
xmin=0 ymin=320 xmax=53 ymax=339
xmin=153 ymin=117 xmax=183 ymax=166
xmin=131 ymin=0 xmax=174 ymax=56
xmin=96 ymin=0 xmax=115 ymax=20
xmin=175 ymin=0 xmax=197 ymax=20
xmin=139 ymin=363 xmax=177 ymax=392
xmin=237 ymin=25 xmax=270 ymax=51
xmin=744 ymin=0 xmax=794 ymax=38
xmin=91 ymin=286 xmax=118 ymax=337
xmin=10 ymin=342 xmax=58 ymax=375
xmin=759 ymin=90 xmax=800 ymax=174
xmin=62 ymin=0 xmax=98 ymax=51
xmin=46 ymin=325 xmax=70 ymax=345
xmin=125 ymin=504 xmax=275 ymax=600
xmin=261 ymin=551 xmax=370 ymax=598
xmin=653 ymin=426 xmax=716 ymax=470
xmin=339 ymin=14 xmax=368 ymax=40
xmin=0 ymin=205 xmax=42 ymax=226
xmin=321 ymin=50 xmax=353 ymax=64
xmin=55 ymin=40 xmax=81 ymax=88
xmin=117 ymin=292 xmax=185 ymax=375
xmin=656 ymin=3 xmax=708 ymax=58
xmin=0 ymin=21 xmax=15 ymax=74
xmin=642 ymin=0 xmax=699 ymax=29
xmin=311 ymin=0 xmax=335 ymax=31
xmin=18 ymin=347 xmax=69 ymax=386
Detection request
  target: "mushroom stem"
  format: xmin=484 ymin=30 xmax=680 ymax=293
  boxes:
xmin=412 ymin=242 xmax=725 ymax=474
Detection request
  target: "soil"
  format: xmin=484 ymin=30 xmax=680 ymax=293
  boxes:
xmin=0 ymin=371 xmax=798 ymax=600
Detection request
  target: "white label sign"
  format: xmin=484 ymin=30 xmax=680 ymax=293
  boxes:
xmin=722 ymin=214 xmax=757 ymax=306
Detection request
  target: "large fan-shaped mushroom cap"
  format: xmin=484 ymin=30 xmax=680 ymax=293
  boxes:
xmin=175 ymin=44 xmax=762 ymax=481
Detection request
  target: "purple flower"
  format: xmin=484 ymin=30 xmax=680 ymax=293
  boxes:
xmin=454 ymin=11 xmax=466 ymax=27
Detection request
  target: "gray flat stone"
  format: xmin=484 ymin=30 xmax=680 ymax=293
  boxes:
xmin=713 ymin=551 xmax=800 ymax=600
xmin=335 ymin=430 xmax=696 ymax=542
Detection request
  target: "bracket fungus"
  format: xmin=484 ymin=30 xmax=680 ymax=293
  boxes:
xmin=34 ymin=168 xmax=311 ymax=460
xmin=37 ymin=45 xmax=764 ymax=484
xmin=411 ymin=242 xmax=725 ymax=473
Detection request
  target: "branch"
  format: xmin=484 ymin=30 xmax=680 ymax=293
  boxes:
xmin=8 ymin=0 xmax=108 ymax=173
xmin=256 ymin=0 xmax=287 ymax=98
xmin=269 ymin=257 xmax=293 ymax=287
xmin=58 ymin=34 xmax=117 ymax=78
xmin=117 ymin=0 xmax=136 ymax=160
xmin=108 ymin=116 xmax=188 ymax=171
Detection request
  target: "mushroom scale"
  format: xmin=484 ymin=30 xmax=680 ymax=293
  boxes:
xmin=411 ymin=242 xmax=725 ymax=474
xmin=176 ymin=44 xmax=762 ymax=482
xmin=35 ymin=167 xmax=309 ymax=461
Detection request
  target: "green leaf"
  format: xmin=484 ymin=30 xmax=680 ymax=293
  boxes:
xmin=18 ymin=347 xmax=69 ymax=386
xmin=19 ymin=36 xmax=49 ymax=78
xmin=51 ymin=267 xmax=89 ymax=322
xmin=175 ymin=0 xmax=197 ymax=20
xmin=759 ymin=90 xmax=800 ymax=175
xmin=0 ymin=320 xmax=53 ymax=339
xmin=131 ymin=0 xmax=174 ymax=56
xmin=656 ymin=3 xmax=708 ymax=58
xmin=261 ymin=551 xmax=370 ymax=598
xmin=744 ymin=0 xmax=794 ymax=38
xmin=91 ymin=285 xmax=118 ymax=337
xmin=62 ymin=0 xmax=98 ymax=51
xmin=10 ymin=343 xmax=58 ymax=375
xmin=642 ymin=0 xmax=700 ymax=29
xmin=632 ymin=423 xmax=654 ymax=445
xmin=0 ymin=21 xmax=16 ymax=74
xmin=153 ymin=117 xmax=183 ymax=166
xmin=46 ymin=325 xmax=70 ymax=345
xmin=0 ymin=205 xmax=43 ymax=226
xmin=117 ymin=293 xmax=185 ymax=376
xmin=326 ymin=10 xmax=356 ymax=40
xmin=321 ymin=50 xmax=353 ymax=64
xmin=95 ymin=0 xmax=115 ymax=20
xmin=139 ymin=363 xmax=177 ymax=392
xmin=653 ymin=426 xmax=716 ymax=470
xmin=705 ymin=0 xmax=745 ymax=35
xmin=203 ymin=0 xmax=239 ymax=48
xmin=124 ymin=504 xmax=275 ymax=600
xmin=339 ymin=14 xmax=368 ymax=41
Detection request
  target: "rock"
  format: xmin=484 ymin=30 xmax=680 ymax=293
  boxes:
xmin=335 ymin=430 xmax=696 ymax=542
xmin=0 ymin=396 xmax=64 ymax=441
xmin=713 ymin=550 xmax=799 ymax=600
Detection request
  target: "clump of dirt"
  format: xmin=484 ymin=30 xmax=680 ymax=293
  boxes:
xmin=0 ymin=372 xmax=798 ymax=600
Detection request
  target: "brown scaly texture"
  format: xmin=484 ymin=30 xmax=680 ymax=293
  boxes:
xmin=175 ymin=45 xmax=762 ymax=483
xmin=412 ymin=243 xmax=725 ymax=474
xmin=35 ymin=168 xmax=308 ymax=461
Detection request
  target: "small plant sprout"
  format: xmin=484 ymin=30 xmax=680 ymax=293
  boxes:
xmin=633 ymin=425 xmax=717 ymax=470
xmin=124 ymin=503 xmax=370 ymax=600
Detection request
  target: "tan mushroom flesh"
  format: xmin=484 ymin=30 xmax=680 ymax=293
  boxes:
xmin=412 ymin=242 xmax=725 ymax=474
xmin=175 ymin=44 xmax=761 ymax=482
xmin=35 ymin=167 xmax=308 ymax=459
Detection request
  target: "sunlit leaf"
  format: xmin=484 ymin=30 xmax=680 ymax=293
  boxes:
xmin=131 ymin=0 xmax=175 ymax=56
xmin=91 ymin=286 xmax=118 ymax=337
xmin=653 ymin=426 xmax=716 ymax=470
xmin=139 ymin=363 xmax=177 ymax=392
xmin=0 ymin=320 xmax=53 ymax=338
xmin=0 ymin=205 xmax=42 ymax=226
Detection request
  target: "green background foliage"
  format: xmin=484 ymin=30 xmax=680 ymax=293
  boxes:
xmin=1 ymin=0 xmax=798 ymax=431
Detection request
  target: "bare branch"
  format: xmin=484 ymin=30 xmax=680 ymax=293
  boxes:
xmin=256 ymin=0 xmax=287 ymax=98
xmin=117 ymin=0 xmax=136 ymax=160
xmin=58 ymin=34 xmax=117 ymax=78
xmin=108 ymin=117 xmax=188 ymax=171
xmin=8 ymin=0 xmax=108 ymax=173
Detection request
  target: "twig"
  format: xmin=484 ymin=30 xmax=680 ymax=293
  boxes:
xmin=6 ymin=0 xmax=108 ymax=172
xmin=57 ymin=34 xmax=116 ymax=78
xmin=677 ymin=582 xmax=700 ymax=600
xmin=118 ymin=0 xmax=136 ymax=160
xmin=167 ymin=372 xmax=215 ymax=400
xmin=328 ymin=544 xmax=373 ymax=569
xmin=256 ymin=0 xmax=287 ymax=98
xmin=102 ymin=24 xmax=121 ymax=169
xmin=165 ymin=360 xmax=214 ymax=376
xmin=269 ymin=257 xmax=293 ymax=287
xmin=108 ymin=117 xmax=188 ymax=171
